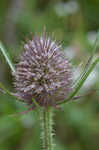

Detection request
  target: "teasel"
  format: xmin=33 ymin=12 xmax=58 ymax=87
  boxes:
xmin=12 ymin=31 xmax=73 ymax=109
xmin=11 ymin=31 xmax=72 ymax=150
xmin=0 ymin=30 xmax=99 ymax=150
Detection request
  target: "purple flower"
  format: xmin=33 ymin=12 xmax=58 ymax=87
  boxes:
xmin=13 ymin=31 xmax=72 ymax=108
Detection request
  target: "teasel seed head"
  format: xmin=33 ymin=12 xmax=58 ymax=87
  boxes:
xmin=13 ymin=31 xmax=72 ymax=108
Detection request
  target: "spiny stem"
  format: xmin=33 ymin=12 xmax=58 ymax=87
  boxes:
xmin=40 ymin=107 xmax=54 ymax=150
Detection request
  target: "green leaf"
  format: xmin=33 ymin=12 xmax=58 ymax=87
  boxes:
xmin=0 ymin=82 xmax=25 ymax=103
xmin=0 ymin=82 xmax=12 ymax=95
xmin=73 ymin=30 xmax=99 ymax=87
xmin=58 ymin=57 xmax=99 ymax=105
xmin=32 ymin=98 xmax=40 ymax=108
xmin=0 ymin=41 xmax=16 ymax=72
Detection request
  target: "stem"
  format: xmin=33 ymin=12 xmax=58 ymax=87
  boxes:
xmin=40 ymin=107 xmax=54 ymax=150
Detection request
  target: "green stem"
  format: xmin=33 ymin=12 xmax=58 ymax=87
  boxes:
xmin=40 ymin=107 xmax=54 ymax=150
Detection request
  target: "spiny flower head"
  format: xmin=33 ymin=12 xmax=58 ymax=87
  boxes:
xmin=13 ymin=31 xmax=72 ymax=108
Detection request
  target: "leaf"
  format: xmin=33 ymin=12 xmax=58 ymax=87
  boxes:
xmin=58 ymin=57 xmax=99 ymax=105
xmin=32 ymin=98 xmax=40 ymax=108
xmin=0 ymin=82 xmax=25 ymax=102
xmin=73 ymin=30 xmax=99 ymax=87
xmin=0 ymin=82 xmax=11 ymax=95
xmin=0 ymin=41 xmax=16 ymax=72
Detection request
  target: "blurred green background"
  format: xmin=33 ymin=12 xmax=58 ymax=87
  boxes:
xmin=0 ymin=0 xmax=99 ymax=150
